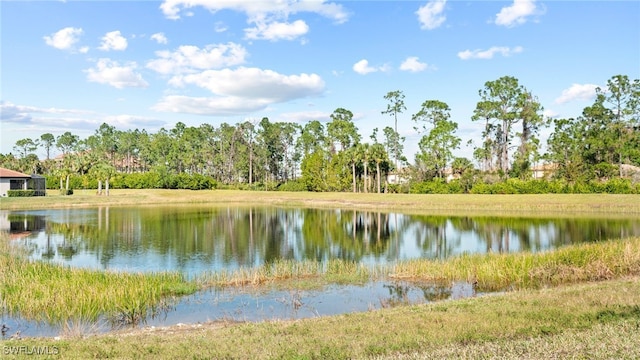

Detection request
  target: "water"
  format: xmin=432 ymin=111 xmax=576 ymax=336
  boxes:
xmin=4 ymin=207 xmax=639 ymax=276
xmin=1 ymin=280 xmax=477 ymax=338
xmin=2 ymin=206 xmax=639 ymax=337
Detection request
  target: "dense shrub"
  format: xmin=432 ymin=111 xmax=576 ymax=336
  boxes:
xmin=410 ymin=179 xmax=455 ymax=194
xmin=7 ymin=190 xmax=35 ymax=197
xmin=277 ymin=180 xmax=308 ymax=192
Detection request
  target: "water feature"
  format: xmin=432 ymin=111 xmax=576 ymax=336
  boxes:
xmin=2 ymin=206 xmax=639 ymax=337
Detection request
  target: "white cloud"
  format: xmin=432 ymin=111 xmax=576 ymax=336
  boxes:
xmin=0 ymin=101 xmax=162 ymax=135
xmin=147 ymin=43 xmax=247 ymax=75
xmin=99 ymin=31 xmax=128 ymax=51
xmin=151 ymin=32 xmax=168 ymax=44
xmin=416 ymin=0 xmax=447 ymax=30
xmin=214 ymin=22 xmax=228 ymax=33
xmin=43 ymin=27 xmax=83 ymax=51
xmin=152 ymin=95 xmax=271 ymax=115
xmin=399 ymin=57 xmax=431 ymax=72
xmin=543 ymin=109 xmax=559 ymax=119
xmin=85 ymin=59 xmax=149 ymax=89
xmin=457 ymin=46 xmax=523 ymax=60
xmin=555 ymin=83 xmax=599 ymax=104
xmin=245 ymin=19 xmax=309 ymax=41
xmin=353 ymin=59 xmax=390 ymax=75
xmin=495 ymin=0 xmax=541 ymax=27
xmin=160 ymin=0 xmax=349 ymax=23
xmin=155 ymin=67 xmax=325 ymax=115
xmin=0 ymin=101 xmax=93 ymax=124
xmin=169 ymin=67 xmax=324 ymax=101
xmin=103 ymin=114 xmax=165 ymax=128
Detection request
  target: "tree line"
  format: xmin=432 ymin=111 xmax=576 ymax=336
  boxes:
xmin=2 ymin=74 xmax=639 ymax=194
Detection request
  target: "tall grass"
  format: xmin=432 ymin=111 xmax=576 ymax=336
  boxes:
xmin=197 ymin=238 xmax=640 ymax=292
xmin=0 ymin=235 xmax=197 ymax=325
xmin=389 ymin=237 xmax=640 ymax=291
xmin=196 ymin=258 xmax=372 ymax=288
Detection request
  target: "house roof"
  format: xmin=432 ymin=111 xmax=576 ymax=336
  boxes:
xmin=0 ymin=167 xmax=31 ymax=178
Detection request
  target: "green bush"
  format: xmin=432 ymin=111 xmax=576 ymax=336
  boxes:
xmin=277 ymin=180 xmax=308 ymax=192
xmin=7 ymin=190 xmax=35 ymax=197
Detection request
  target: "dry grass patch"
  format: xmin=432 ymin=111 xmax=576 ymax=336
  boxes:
xmin=2 ymin=190 xmax=639 ymax=215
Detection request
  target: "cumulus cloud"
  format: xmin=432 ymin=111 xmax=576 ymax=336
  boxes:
xmin=399 ymin=57 xmax=431 ymax=72
xmin=85 ymin=59 xmax=149 ymax=89
xmin=555 ymin=83 xmax=599 ymax=104
xmin=245 ymin=19 xmax=309 ymax=41
xmin=43 ymin=27 xmax=83 ymax=51
xmin=0 ymin=101 xmax=93 ymax=124
xmin=416 ymin=0 xmax=447 ymax=30
xmin=160 ymin=0 xmax=349 ymax=23
xmin=99 ymin=31 xmax=128 ymax=51
xmin=103 ymin=114 xmax=166 ymax=128
xmin=151 ymin=32 xmax=168 ymax=44
xmin=147 ymin=43 xmax=247 ymax=75
xmin=543 ymin=109 xmax=559 ymax=119
xmin=457 ymin=46 xmax=523 ymax=60
xmin=160 ymin=0 xmax=347 ymax=42
xmin=495 ymin=0 xmax=542 ymax=27
xmin=214 ymin=22 xmax=228 ymax=33
xmin=169 ymin=67 xmax=324 ymax=101
xmin=155 ymin=67 xmax=325 ymax=115
xmin=0 ymin=101 xmax=162 ymax=135
xmin=0 ymin=101 xmax=34 ymax=123
xmin=352 ymin=59 xmax=390 ymax=75
xmin=152 ymin=95 xmax=272 ymax=115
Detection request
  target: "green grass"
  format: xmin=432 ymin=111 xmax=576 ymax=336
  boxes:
xmin=389 ymin=237 xmax=640 ymax=291
xmin=0 ymin=239 xmax=197 ymax=326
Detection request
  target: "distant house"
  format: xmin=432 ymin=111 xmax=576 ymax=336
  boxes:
xmin=0 ymin=167 xmax=46 ymax=197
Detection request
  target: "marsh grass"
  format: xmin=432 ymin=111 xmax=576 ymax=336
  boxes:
xmin=197 ymin=237 xmax=640 ymax=293
xmin=0 ymin=236 xmax=197 ymax=326
xmin=389 ymin=237 xmax=640 ymax=291
xmin=196 ymin=258 xmax=372 ymax=288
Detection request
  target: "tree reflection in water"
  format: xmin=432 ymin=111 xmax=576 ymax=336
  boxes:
xmin=3 ymin=208 xmax=640 ymax=276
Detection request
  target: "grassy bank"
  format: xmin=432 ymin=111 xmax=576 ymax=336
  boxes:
xmin=0 ymin=239 xmax=197 ymax=327
xmin=1 ymin=189 xmax=640 ymax=215
xmin=2 ymin=277 xmax=639 ymax=359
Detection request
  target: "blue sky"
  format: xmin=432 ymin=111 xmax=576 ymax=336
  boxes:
xmin=1 ymin=0 xmax=639 ymax=162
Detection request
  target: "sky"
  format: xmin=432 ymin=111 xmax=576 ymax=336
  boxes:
xmin=1 ymin=0 xmax=639 ymax=163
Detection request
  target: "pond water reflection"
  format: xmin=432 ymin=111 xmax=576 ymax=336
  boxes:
xmin=3 ymin=206 xmax=640 ymax=277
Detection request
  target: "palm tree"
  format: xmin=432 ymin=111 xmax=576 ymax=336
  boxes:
xmin=90 ymin=162 xmax=116 ymax=196
xmin=356 ymin=143 xmax=371 ymax=193
xmin=370 ymin=143 xmax=389 ymax=193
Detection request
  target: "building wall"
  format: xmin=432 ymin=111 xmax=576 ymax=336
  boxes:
xmin=0 ymin=178 xmax=28 ymax=196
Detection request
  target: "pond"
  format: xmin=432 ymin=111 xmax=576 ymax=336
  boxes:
xmin=2 ymin=206 xmax=640 ymax=337
xmin=4 ymin=206 xmax=640 ymax=275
